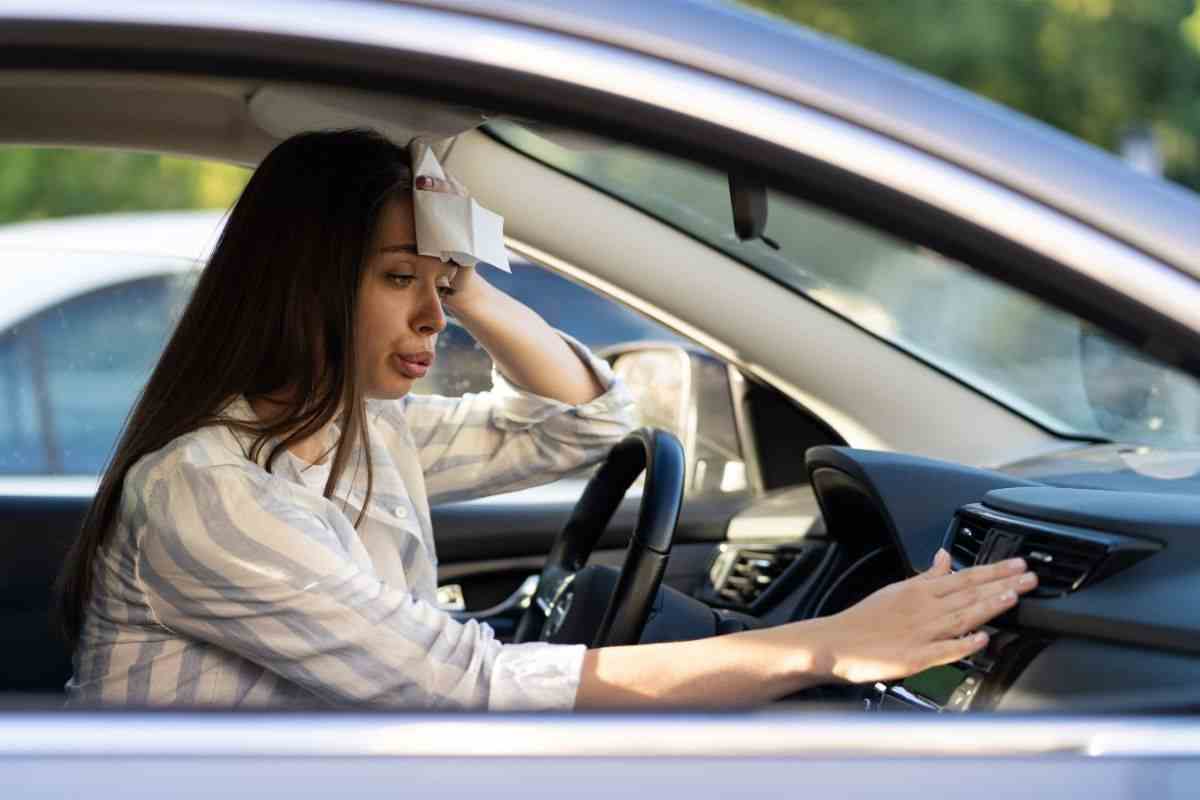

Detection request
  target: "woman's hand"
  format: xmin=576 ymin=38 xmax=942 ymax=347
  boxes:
xmin=412 ymin=174 xmax=604 ymax=404
xmin=578 ymin=552 xmax=1038 ymax=710
xmin=794 ymin=549 xmax=1038 ymax=685
xmin=413 ymin=173 xmax=486 ymax=308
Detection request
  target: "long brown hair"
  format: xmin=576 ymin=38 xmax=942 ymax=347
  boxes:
xmin=56 ymin=129 xmax=413 ymax=644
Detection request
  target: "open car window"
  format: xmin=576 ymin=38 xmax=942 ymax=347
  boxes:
xmin=488 ymin=120 xmax=1200 ymax=449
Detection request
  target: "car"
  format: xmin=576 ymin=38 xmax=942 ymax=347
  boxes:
xmin=2 ymin=0 xmax=1200 ymax=796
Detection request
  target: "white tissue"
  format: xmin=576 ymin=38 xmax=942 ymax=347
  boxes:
xmin=410 ymin=140 xmax=511 ymax=272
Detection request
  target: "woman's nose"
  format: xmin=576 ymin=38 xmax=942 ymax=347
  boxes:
xmin=413 ymin=285 xmax=447 ymax=335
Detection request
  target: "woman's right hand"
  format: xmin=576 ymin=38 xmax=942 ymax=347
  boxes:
xmin=791 ymin=548 xmax=1038 ymax=685
xmin=577 ymin=549 xmax=1038 ymax=710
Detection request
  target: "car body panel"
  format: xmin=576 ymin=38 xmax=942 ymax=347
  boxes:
xmin=3 ymin=712 xmax=1200 ymax=799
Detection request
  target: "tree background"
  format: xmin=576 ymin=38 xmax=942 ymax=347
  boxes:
xmin=0 ymin=149 xmax=248 ymax=226
xmin=740 ymin=0 xmax=1200 ymax=191
xmin=0 ymin=0 xmax=1197 ymax=225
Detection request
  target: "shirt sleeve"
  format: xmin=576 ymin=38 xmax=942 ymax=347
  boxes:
xmin=397 ymin=331 xmax=637 ymax=505
xmin=135 ymin=461 xmax=586 ymax=711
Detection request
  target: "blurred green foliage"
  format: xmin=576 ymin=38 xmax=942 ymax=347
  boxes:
xmin=0 ymin=148 xmax=248 ymax=226
xmin=740 ymin=0 xmax=1200 ymax=191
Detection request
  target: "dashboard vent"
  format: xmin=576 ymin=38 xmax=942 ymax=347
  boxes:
xmin=709 ymin=546 xmax=801 ymax=609
xmin=949 ymin=507 xmax=1161 ymax=599
xmin=951 ymin=523 xmax=986 ymax=567
xmin=1016 ymin=532 xmax=1107 ymax=597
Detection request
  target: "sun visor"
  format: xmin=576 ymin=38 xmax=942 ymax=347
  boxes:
xmin=410 ymin=140 xmax=510 ymax=272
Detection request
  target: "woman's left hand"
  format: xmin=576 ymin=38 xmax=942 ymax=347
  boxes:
xmin=414 ymin=173 xmax=487 ymax=309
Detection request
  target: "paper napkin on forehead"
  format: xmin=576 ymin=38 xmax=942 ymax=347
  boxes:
xmin=409 ymin=140 xmax=511 ymax=273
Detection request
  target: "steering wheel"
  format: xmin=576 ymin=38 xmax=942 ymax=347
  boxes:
xmin=513 ymin=428 xmax=685 ymax=647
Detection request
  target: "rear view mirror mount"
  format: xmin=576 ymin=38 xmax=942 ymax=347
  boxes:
xmin=728 ymin=173 xmax=779 ymax=250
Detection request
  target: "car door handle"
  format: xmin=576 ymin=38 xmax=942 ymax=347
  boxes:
xmin=446 ymin=575 xmax=539 ymax=623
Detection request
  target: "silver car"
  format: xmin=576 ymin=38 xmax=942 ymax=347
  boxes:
xmin=2 ymin=0 xmax=1200 ymax=797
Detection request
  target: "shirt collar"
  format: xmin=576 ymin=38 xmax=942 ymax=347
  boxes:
xmin=215 ymin=395 xmax=406 ymax=502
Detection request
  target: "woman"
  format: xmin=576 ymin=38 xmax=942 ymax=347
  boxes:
xmin=58 ymin=129 xmax=1036 ymax=710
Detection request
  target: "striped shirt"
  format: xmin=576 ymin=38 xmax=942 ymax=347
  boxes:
xmin=66 ymin=334 xmax=635 ymax=710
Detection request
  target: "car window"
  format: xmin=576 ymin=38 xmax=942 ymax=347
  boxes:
xmin=415 ymin=259 xmax=751 ymax=498
xmin=413 ymin=258 xmax=688 ymax=397
xmin=0 ymin=268 xmax=196 ymax=474
xmin=488 ymin=120 xmax=1200 ymax=449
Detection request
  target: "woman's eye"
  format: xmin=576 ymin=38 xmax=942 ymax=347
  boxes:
xmin=386 ymin=273 xmax=415 ymax=287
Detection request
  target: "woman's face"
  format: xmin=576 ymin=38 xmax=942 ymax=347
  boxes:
xmin=356 ymin=195 xmax=458 ymax=400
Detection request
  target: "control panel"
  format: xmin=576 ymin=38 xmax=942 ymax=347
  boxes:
xmin=868 ymin=629 xmax=1044 ymax=712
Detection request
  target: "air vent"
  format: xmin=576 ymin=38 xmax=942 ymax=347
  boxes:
xmin=709 ymin=546 xmax=801 ymax=609
xmin=948 ymin=505 xmax=1161 ymax=599
xmin=951 ymin=523 xmax=986 ymax=567
xmin=1016 ymin=531 xmax=1107 ymax=596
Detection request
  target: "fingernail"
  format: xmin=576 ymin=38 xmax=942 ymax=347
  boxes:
xmin=973 ymin=632 xmax=988 ymax=645
xmin=416 ymin=176 xmax=431 ymax=189
xmin=1019 ymin=572 xmax=1037 ymax=587
xmin=995 ymin=590 xmax=1016 ymax=608
xmin=1007 ymin=558 xmax=1026 ymax=571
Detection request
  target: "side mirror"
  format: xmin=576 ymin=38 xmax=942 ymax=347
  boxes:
xmin=609 ymin=344 xmax=755 ymax=496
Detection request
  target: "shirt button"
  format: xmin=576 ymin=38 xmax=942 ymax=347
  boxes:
xmin=393 ymin=505 xmax=408 ymax=519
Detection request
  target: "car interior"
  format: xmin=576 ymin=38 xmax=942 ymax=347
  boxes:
xmin=3 ymin=70 xmax=1200 ymax=715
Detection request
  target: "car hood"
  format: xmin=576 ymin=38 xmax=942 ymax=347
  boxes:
xmin=1001 ymin=444 xmax=1200 ymax=495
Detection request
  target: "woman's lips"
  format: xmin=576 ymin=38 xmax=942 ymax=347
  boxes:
xmin=393 ymin=352 xmax=433 ymax=379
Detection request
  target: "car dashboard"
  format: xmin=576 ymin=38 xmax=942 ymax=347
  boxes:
xmin=694 ymin=446 xmax=1200 ymax=714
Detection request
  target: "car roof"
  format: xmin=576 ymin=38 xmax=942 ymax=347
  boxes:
xmin=0 ymin=209 xmax=227 ymax=262
xmin=0 ymin=210 xmax=226 ymax=330
xmin=411 ymin=0 xmax=1200 ymax=276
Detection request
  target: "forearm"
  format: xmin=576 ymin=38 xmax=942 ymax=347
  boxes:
xmin=448 ymin=276 xmax=605 ymax=405
xmin=574 ymin=620 xmax=834 ymax=710
xmin=573 ymin=550 xmax=1040 ymax=710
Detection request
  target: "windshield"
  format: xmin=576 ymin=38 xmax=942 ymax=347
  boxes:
xmin=489 ymin=120 xmax=1200 ymax=449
